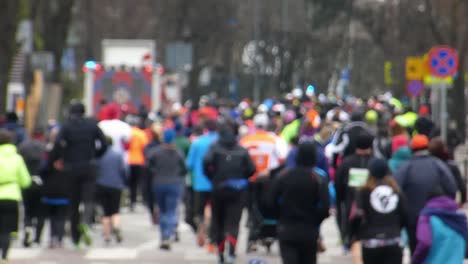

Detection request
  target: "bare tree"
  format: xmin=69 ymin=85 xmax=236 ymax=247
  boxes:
xmin=0 ymin=1 xmax=21 ymax=115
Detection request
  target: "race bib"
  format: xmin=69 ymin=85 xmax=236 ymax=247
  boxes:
xmin=348 ymin=168 xmax=369 ymax=187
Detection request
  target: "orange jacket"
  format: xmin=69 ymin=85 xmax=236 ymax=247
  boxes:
xmin=128 ymin=127 xmax=149 ymax=165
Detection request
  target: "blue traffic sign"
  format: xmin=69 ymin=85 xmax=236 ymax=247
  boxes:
xmin=427 ymin=46 xmax=459 ymax=78
xmin=406 ymin=80 xmax=424 ymax=97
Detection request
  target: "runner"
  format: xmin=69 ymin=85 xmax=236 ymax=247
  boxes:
xmin=51 ymin=101 xmax=108 ymax=247
xmin=0 ymin=130 xmax=31 ymax=261
xmin=96 ymin=137 xmax=127 ymax=244
xmin=270 ymin=141 xmax=330 ymax=264
xmin=186 ymin=119 xmax=218 ymax=249
xmin=240 ymin=113 xmax=288 ymax=251
xmin=203 ymin=123 xmax=256 ymax=264
xmin=146 ymin=129 xmax=187 ymax=250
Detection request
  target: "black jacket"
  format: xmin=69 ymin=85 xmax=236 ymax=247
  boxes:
xmin=40 ymin=151 xmax=71 ymax=200
xmin=337 ymin=122 xmax=372 ymax=158
xmin=203 ymin=137 xmax=255 ymax=189
xmin=446 ymin=160 xmax=467 ymax=205
xmin=52 ymin=116 xmax=107 ymax=170
xmin=335 ymin=153 xmax=374 ymax=206
xmin=350 ymin=185 xmax=407 ymax=241
xmin=270 ymin=167 xmax=330 ymax=241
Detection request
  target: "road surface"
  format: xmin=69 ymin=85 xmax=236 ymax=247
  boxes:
xmin=8 ymin=206 xmax=351 ymax=264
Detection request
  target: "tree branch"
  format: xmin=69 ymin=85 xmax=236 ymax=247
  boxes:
xmin=424 ymin=0 xmax=447 ymax=44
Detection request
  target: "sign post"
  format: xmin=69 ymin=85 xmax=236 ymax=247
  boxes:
xmin=427 ymin=46 xmax=459 ymax=142
xmin=440 ymin=82 xmax=447 ymax=143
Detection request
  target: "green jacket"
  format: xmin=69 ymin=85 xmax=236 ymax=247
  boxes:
xmin=0 ymin=144 xmax=31 ymax=201
xmin=281 ymin=119 xmax=301 ymax=144
xmin=174 ymin=136 xmax=192 ymax=186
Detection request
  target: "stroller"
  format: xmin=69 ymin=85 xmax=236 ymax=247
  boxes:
xmin=246 ymin=165 xmax=284 ymax=253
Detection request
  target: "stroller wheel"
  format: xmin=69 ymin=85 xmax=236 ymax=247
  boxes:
xmin=247 ymin=241 xmax=258 ymax=253
xmin=266 ymin=244 xmax=271 ymax=253
xmin=263 ymin=239 xmax=274 ymax=253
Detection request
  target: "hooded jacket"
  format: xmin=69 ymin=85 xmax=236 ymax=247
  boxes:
xmin=412 ymin=196 xmax=468 ymax=264
xmin=52 ymin=116 xmax=108 ymax=170
xmin=0 ymin=144 xmax=31 ymax=201
xmin=203 ymin=131 xmax=255 ymax=189
xmin=186 ymin=132 xmax=218 ymax=192
xmin=388 ymin=146 xmax=411 ymax=173
xmin=350 ymin=185 xmax=408 ymax=244
xmin=146 ymin=144 xmax=187 ymax=186
xmin=285 ymin=134 xmax=329 ymax=177
xmin=270 ymin=142 xmax=330 ymax=241
xmin=394 ymin=154 xmax=457 ymax=225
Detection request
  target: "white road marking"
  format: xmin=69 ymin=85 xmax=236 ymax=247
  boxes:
xmin=85 ymin=248 xmax=138 ymax=260
xmin=9 ymin=248 xmax=42 ymax=259
xmin=135 ymin=239 xmax=159 ymax=254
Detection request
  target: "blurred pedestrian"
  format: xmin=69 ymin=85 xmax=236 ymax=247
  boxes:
xmin=18 ymin=137 xmax=46 ymax=247
xmin=126 ymin=115 xmax=149 ymax=211
xmin=270 ymin=141 xmax=330 ymax=264
xmin=388 ymin=146 xmax=411 ymax=173
xmin=335 ymin=132 xmax=375 ymax=259
xmin=51 ymin=101 xmax=108 ymax=247
xmin=350 ymin=158 xmax=407 ymax=264
xmin=96 ymin=137 xmax=127 ymax=244
xmin=98 ymin=106 xmax=131 ymax=157
xmin=41 ymin=127 xmax=71 ymax=249
xmin=204 ymin=123 xmax=256 ymax=264
xmin=143 ymin=123 xmax=162 ymax=225
xmin=146 ymin=129 xmax=187 ymax=250
xmin=412 ymin=186 xmax=468 ymax=264
xmin=394 ymin=134 xmax=457 ymax=254
xmin=428 ymin=137 xmax=466 ymax=205
xmin=186 ymin=119 xmax=218 ymax=249
xmin=0 ymin=130 xmax=31 ymax=260
xmin=1 ymin=112 xmax=27 ymax=145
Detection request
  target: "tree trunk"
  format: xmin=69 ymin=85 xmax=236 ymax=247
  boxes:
xmin=450 ymin=47 xmax=467 ymax=140
xmin=42 ymin=0 xmax=75 ymax=83
xmin=0 ymin=1 xmax=20 ymax=115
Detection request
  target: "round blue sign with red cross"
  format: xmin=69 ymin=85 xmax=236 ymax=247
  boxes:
xmin=427 ymin=46 xmax=459 ymax=78
xmin=406 ymin=80 xmax=424 ymax=97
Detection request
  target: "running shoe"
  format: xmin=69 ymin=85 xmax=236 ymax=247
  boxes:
xmin=78 ymin=224 xmax=93 ymax=246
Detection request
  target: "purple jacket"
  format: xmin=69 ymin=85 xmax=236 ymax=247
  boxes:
xmin=412 ymin=196 xmax=468 ymax=264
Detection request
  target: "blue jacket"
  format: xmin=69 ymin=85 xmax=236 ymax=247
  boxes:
xmin=97 ymin=149 xmax=127 ymax=190
xmin=413 ymin=196 xmax=468 ymax=264
xmin=186 ymin=132 xmax=218 ymax=192
xmin=395 ymin=154 xmax=457 ymax=225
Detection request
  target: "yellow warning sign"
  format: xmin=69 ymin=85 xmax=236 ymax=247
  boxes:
xmin=406 ymin=57 xmax=424 ymax=80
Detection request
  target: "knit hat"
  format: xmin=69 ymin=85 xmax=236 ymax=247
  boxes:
xmin=391 ymin=135 xmax=409 ymax=153
xmin=253 ymin=114 xmax=269 ymax=129
xmin=369 ymin=158 xmax=389 ymax=179
xmin=356 ymin=132 xmax=374 ymax=150
xmin=296 ymin=141 xmax=317 ymax=167
xmin=411 ymin=134 xmax=429 ymax=151
xmin=163 ymin=129 xmax=176 ymax=144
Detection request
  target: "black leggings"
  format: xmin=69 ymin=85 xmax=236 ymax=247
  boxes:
xmin=69 ymin=171 xmax=96 ymax=244
xmin=0 ymin=234 xmax=10 ymax=260
xmin=362 ymin=245 xmax=403 ymax=264
xmin=279 ymin=239 xmax=317 ymax=264
xmin=23 ymin=188 xmax=45 ymax=243
xmin=45 ymin=204 xmax=68 ymax=242
xmin=129 ymin=165 xmax=143 ymax=206
xmin=211 ymin=189 xmax=245 ymax=259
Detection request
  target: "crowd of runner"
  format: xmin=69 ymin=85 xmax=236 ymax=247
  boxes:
xmin=0 ymin=91 xmax=467 ymax=264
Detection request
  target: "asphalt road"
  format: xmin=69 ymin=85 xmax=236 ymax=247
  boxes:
xmin=7 ymin=205 xmax=352 ymax=264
